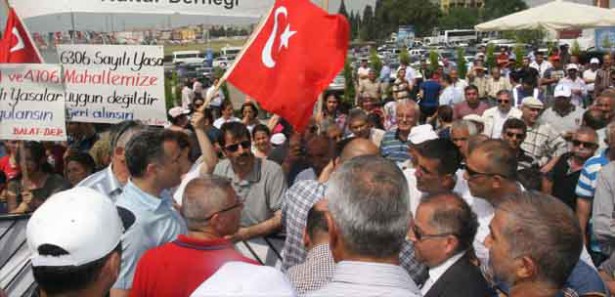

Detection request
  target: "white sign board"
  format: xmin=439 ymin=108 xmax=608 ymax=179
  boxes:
xmin=10 ymin=0 xmax=273 ymax=19
xmin=0 ymin=64 xmax=67 ymax=141
xmin=58 ymin=44 xmax=167 ymax=125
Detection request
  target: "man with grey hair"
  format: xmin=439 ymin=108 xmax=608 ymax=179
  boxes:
xmin=308 ymin=155 xmax=421 ymax=296
xmin=130 ymin=176 xmax=257 ymax=297
xmin=482 ymin=90 xmax=522 ymax=139
xmin=411 ymin=192 xmax=491 ymax=297
xmin=450 ymin=120 xmax=478 ymax=160
xmin=78 ymin=120 xmax=144 ymax=201
xmin=380 ymin=100 xmax=419 ymax=164
xmin=486 ymin=192 xmax=583 ymax=297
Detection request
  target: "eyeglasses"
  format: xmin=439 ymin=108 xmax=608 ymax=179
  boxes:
xmin=465 ymin=165 xmax=507 ymax=179
xmin=505 ymin=132 xmax=525 ymax=139
xmin=497 ymin=99 xmax=510 ymax=104
xmin=224 ymin=140 xmax=251 ymax=152
xmin=411 ymin=224 xmax=454 ymax=241
xmin=572 ymin=140 xmax=598 ymax=149
xmin=203 ymin=201 xmax=243 ymax=221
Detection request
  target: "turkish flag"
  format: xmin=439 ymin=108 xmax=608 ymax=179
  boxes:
xmin=1 ymin=8 xmax=43 ymax=63
xmin=226 ymin=0 xmax=349 ymax=131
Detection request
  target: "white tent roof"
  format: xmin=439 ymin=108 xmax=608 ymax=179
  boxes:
xmin=475 ymin=0 xmax=615 ymax=31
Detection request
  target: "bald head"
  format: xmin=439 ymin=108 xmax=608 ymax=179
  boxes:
xmin=339 ymin=138 xmax=379 ymax=163
xmin=181 ymin=176 xmax=236 ymax=231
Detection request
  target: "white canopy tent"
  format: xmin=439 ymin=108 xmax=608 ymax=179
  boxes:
xmin=475 ymin=0 xmax=615 ymax=31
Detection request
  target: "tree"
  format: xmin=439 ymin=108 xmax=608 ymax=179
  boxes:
xmin=359 ymin=5 xmax=376 ymax=41
xmin=399 ymin=47 xmax=411 ymax=65
xmin=513 ymin=44 xmax=526 ymax=69
xmin=571 ymin=40 xmax=582 ymax=57
xmin=342 ymin=59 xmax=355 ymax=105
xmin=482 ymin=0 xmax=528 ymax=21
xmin=370 ymin=48 xmax=383 ymax=74
xmin=338 ymin=0 xmax=349 ymax=18
xmin=429 ymin=50 xmax=439 ymax=73
xmin=457 ymin=48 xmax=467 ymax=79
xmin=438 ymin=7 xmax=480 ymax=30
xmin=486 ymin=43 xmax=496 ymax=69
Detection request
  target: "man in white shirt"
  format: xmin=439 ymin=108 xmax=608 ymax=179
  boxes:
xmin=482 ymin=90 xmax=523 ymax=139
xmin=583 ymin=58 xmax=600 ymax=94
xmin=181 ymin=80 xmax=194 ymax=110
xmin=357 ymin=59 xmax=370 ymax=83
xmin=559 ymin=64 xmax=587 ymax=107
xmin=410 ymin=193 xmax=491 ymax=297
xmin=530 ymin=51 xmax=552 ymax=78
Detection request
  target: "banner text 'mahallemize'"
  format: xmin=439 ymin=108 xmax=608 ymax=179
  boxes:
xmin=100 ymin=0 xmax=240 ymax=10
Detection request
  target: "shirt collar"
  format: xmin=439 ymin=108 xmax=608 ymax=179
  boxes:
xmin=125 ymin=180 xmax=167 ymax=211
xmin=106 ymin=165 xmax=123 ymax=196
xmin=394 ymin=128 xmax=410 ymax=143
xmin=232 ymin=157 xmax=262 ymax=185
xmin=427 ymin=252 xmax=465 ymax=284
xmin=333 ymin=261 xmax=415 ymax=290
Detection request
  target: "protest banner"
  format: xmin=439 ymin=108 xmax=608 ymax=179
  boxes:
xmin=0 ymin=64 xmax=66 ymax=141
xmin=58 ymin=44 xmax=167 ymax=125
xmin=10 ymin=0 xmax=273 ymax=19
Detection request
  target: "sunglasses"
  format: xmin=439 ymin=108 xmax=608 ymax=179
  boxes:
xmin=572 ymin=140 xmax=598 ymax=149
xmin=465 ymin=165 xmax=506 ymax=179
xmin=505 ymin=132 xmax=525 ymax=139
xmin=203 ymin=201 xmax=244 ymax=221
xmin=497 ymin=100 xmax=510 ymax=104
xmin=411 ymin=224 xmax=454 ymax=241
xmin=224 ymin=140 xmax=251 ymax=152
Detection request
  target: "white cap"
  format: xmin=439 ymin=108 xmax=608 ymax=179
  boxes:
xmin=270 ymin=133 xmax=287 ymax=146
xmin=590 ymin=58 xmax=600 ymax=64
xmin=462 ymin=114 xmax=485 ymax=124
xmin=554 ymin=84 xmax=572 ymax=98
xmin=27 ymin=187 xmax=123 ymax=267
xmin=408 ymin=124 xmax=438 ymax=145
xmin=190 ymin=262 xmax=296 ymax=297
xmin=521 ymin=97 xmax=544 ymax=109
xmin=168 ymin=107 xmax=190 ymax=118
xmin=566 ymin=64 xmax=579 ymax=71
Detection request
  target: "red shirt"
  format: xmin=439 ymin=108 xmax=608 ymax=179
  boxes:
xmin=130 ymin=235 xmax=259 ymax=297
xmin=0 ymin=155 xmax=20 ymax=180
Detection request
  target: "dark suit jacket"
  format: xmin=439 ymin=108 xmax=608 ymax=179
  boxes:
xmin=424 ymin=253 xmax=493 ymax=297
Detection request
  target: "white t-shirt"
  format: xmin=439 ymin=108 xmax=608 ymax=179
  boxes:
xmin=583 ymin=69 xmax=598 ymax=92
xmin=491 ymin=110 xmax=510 ymax=139
xmin=206 ymin=86 xmax=225 ymax=107
xmin=403 ymin=168 xmax=424 ymax=217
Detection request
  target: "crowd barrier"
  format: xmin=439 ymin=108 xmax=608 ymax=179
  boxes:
xmin=0 ymin=214 xmax=36 ymax=297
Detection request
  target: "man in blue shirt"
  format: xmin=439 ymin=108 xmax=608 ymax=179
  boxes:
xmin=380 ymin=100 xmax=419 ymax=165
xmin=111 ymin=129 xmax=189 ymax=297
xmin=418 ymin=70 xmax=442 ymax=123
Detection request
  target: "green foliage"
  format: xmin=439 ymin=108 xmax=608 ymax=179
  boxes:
xmin=486 ymin=43 xmax=496 ymax=69
xmin=602 ymin=35 xmax=613 ymax=50
xmin=399 ymin=47 xmax=411 ymax=65
xmin=429 ymin=50 xmax=439 ymax=73
xmin=342 ymin=59 xmax=356 ymax=105
xmin=513 ymin=44 xmax=526 ymax=69
xmin=571 ymin=40 xmax=581 ymax=57
xmin=165 ymin=72 xmax=177 ymax=110
xmin=502 ymin=29 xmax=545 ymax=46
xmin=212 ymin=67 xmax=230 ymax=101
xmin=482 ymin=0 xmax=528 ymax=21
xmin=438 ymin=7 xmax=480 ymax=30
xmin=369 ymin=48 xmax=383 ymax=74
xmin=457 ymin=48 xmax=467 ymax=79
xmin=359 ymin=5 xmax=376 ymax=41
xmin=338 ymin=0 xmax=349 ymax=17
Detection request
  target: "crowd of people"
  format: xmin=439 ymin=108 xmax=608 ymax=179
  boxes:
xmin=3 ymin=45 xmax=615 ymax=297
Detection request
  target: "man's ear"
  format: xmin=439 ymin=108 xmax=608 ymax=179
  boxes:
xmin=302 ymin=228 xmax=311 ymax=249
xmin=516 ymin=255 xmax=537 ymax=281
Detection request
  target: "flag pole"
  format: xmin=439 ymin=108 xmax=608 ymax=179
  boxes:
xmin=315 ymin=0 xmax=330 ymax=123
xmin=201 ymin=4 xmax=274 ymax=111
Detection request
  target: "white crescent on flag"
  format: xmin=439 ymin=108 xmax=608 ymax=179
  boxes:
xmin=9 ymin=28 xmax=25 ymax=53
xmin=261 ymin=6 xmax=297 ymax=69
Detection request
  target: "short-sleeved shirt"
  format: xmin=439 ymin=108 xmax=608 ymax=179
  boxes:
xmin=521 ymin=122 xmax=568 ymax=166
xmin=130 ymin=235 xmax=258 ymax=297
xmin=114 ymin=181 xmax=186 ymax=290
xmin=213 ymin=158 xmax=287 ymax=227
xmin=419 ymin=80 xmax=442 ymax=107
xmin=0 ymin=155 xmax=20 ymax=180
xmin=453 ymin=101 xmax=489 ymax=120
xmin=539 ymin=106 xmax=585 ymax=137
xmin=549 ymin=152 xmax=583 ymax=211
xmin=575 ymin=149 xmax=610 ymax=200
xmin=380 ymin=129 xmax=412 ymax=164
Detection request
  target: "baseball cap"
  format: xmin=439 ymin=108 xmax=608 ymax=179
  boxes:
xmin=408 ymin=124 xmax=438 ymax=145
xmin=168 ymin=107 xmax=190 ymax=119
xmin=554 ymin=84 xmax=572 ymax=98
xmin=566 ymin=64 xmax=579 ymax=71
xmin=590 ymin=58 xmax=600 ymax=64
xmin=27 ymin=187 xmax=123 ymax=267
xmin=463 ymin=114 xmax=485 ymax=124
xmin=270 ymin=133 xmax=287 ymax=146
xmin=521 ymin=97 xmax=544 ymax=109
xmin=190 ymin=262 xmax=296 ymax=297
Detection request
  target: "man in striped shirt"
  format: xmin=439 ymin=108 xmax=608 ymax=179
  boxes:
xmin=576 ymin=122 xmax=615 ymax=263
xmin=380 ymin=100 xmax=418 ymax=165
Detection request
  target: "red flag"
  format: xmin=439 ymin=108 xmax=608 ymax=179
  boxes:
xmin=1 ymin=8 xmax=43 ymax=63
xmin=226 ymin=0 xmax=349 ymax=131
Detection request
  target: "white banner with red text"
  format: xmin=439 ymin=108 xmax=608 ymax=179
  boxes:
xmin=58 ymin=44 xmax=167 ymax=125
xmin=0 ymin=64 xmax=67 ymax=141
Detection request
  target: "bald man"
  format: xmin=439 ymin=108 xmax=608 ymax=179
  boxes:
xmin=130 ymin=176 xmax=257 ymax=297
